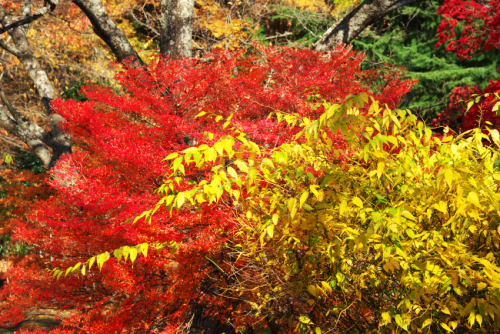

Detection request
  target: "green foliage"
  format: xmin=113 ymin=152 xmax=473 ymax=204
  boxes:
xmin=13 ymin=148 xmax=47 ymax=174
xmin=0 ymin=234 xmax=31 ymax=257
xmin=270 ymin=5 xmax=329 ymax=46
xmin=61 ymin=80 xmax=88 ymax=102
xmin=353 ymin=0 xmax=500 ymax=120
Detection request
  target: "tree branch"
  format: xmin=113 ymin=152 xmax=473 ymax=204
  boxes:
xmin=0 ymin=91 xmax=53 ymax=167
xmin=0 ymin=0 xmax=58 ymax=35
xmin=71 ymin=0 xmax=145 ymax=66
xmin=314 ymin=0 xmax=426 ymax=51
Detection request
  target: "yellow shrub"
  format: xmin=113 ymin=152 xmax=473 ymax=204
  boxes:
xmin=158 ymin=95 xmax=500 ymax=333
xmin=65 ymin=95 xmax=500 ymax=333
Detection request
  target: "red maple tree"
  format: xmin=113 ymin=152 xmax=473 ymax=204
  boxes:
xmin=0 ymin=46 xmax=415 ymax=333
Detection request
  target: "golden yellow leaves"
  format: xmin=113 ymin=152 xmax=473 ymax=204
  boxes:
xmin=195 ymin=0 xmax=250 ymax=49
xmin=139 ymin=96 xmax=500 ymax=332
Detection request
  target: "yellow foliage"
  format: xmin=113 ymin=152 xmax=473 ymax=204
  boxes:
xmin=159 ymin=95 xmax=500 ymax=332
xmin=195 ymin=0 xmax=251 ymax=49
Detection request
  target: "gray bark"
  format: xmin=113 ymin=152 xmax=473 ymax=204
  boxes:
xmin=0 ymin=2 xmax=71 ymax=168
xmin=0 ymin=89 xmax=53 ymax=167
xmin=0 ymin=0 xmax=57 ymax=35
xmin=71 ymin=0 xmax=145 ymax=66
xmin=160 ymin=0 xmax=195 ymax=59
xmin=314 ymin=0 xmax=425 ymax=51
xmin=0 ymin=0 xmax=147 ymax=168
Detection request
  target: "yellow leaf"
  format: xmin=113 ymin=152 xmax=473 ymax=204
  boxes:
xmin=352 ymin=197 xmax=363 ymax=208
xmin=130 ymin=248 xmax=137 ymax=263
xmin=422 ymin=318 xmax=432 ymax=329
xmin=288 ymin=198 xmax=297 ymax=213
xmin=234 ymin=160 xmax=249 ymax=173
xmin=469 ymin=311 xmax=476 ymax=327
xmin=227 ymin=166 xmax=238 ymax=179
xmin=377 ymin=162 xmax=385 ymax=179
xmin=440 ymin=323 xmax=454 ymax=332
xmin=441 ymin=306 xmax=451 ymax=315
xmin=266 ymin=225 xmax=274 ymax=238
xmin=477 ymin=282 xmax=487 ymax=291
xmin=381 ymin=312 xmax=392 ymax=325
xmin=476 ymin=314 xmax=482 ymax=327
xmin=467 ymin=192 xmax=481 ymax=208
xmin=307 ymin=285 xmax=318 ymax=297
xmin=315 ymin=327 xmax=321 ymax=334
xmin=300 ymin=191 xmax=309 ymax=208
xmin=165 ymin=152 xmax=178 ymax=160
xmin=339 ymin=199 xmax=347 ymax=216
xmin=272 ymin=214 xmax=279 ymax=225
xmin=402 ymin=211 xmax=416 ymax=221
xmin=321 ymin=281 xmax=332 ymax=294
xmin=176 ymin=192 xmax=185 ymax=208
xmin=445 ymin=169 xmax=454 ymax=188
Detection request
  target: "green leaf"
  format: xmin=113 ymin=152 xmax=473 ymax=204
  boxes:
xmin=493 ymin=101 xmax=500 ymax=113
xmin=467 ymin=100 xmax=474 ymax=112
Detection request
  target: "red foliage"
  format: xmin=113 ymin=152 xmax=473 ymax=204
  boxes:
xmin=434 ymin=78 xmax=500 ymax=132
xmin=0 ymin=46 xmax=415 ymax=333
xmin=436 ymin=0 xmax=500 ymax=59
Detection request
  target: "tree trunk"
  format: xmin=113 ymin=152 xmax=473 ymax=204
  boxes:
xmin=0 ymin=0 xmax=146 ymax=168
xmin=314 ymin=0 xmax=425 ymax=51
xmin=0 ymin=3 xmax=71 ymax=167
xmin=160 ymin=0 xmax=195 ymax=59
xmin=72 ymin=0 xmax=145 ymax=66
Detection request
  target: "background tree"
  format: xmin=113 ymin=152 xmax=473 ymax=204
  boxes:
xmin=352 ymin=0 xmax=500 ymax=122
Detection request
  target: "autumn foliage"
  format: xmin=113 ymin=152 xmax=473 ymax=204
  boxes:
xmin=155 ymin=95 xmax=500 ymax=333
xmin=0 ymin=46 xmax=414 ymax=332
xmin=436 ymin=0 xmax=500 ymax=60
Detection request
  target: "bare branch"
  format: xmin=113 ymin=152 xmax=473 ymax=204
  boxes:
xmin=72 ymin=0 xmax=145 ymax=66
xmin=0 ymin=87 xmax=26 ymax=128
xmin=0 ymin=0 xmax=59 ymax=35
xmin=0 ymin=97 xmax=52 ymax=167
xmin=314 ymin=0 xmax=426 ymax=51
xmin=0 ymin=37 xmax=20 ymax=57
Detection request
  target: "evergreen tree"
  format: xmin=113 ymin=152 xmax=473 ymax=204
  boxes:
xmin=352 ymin=0 xmax=500 ymax=120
